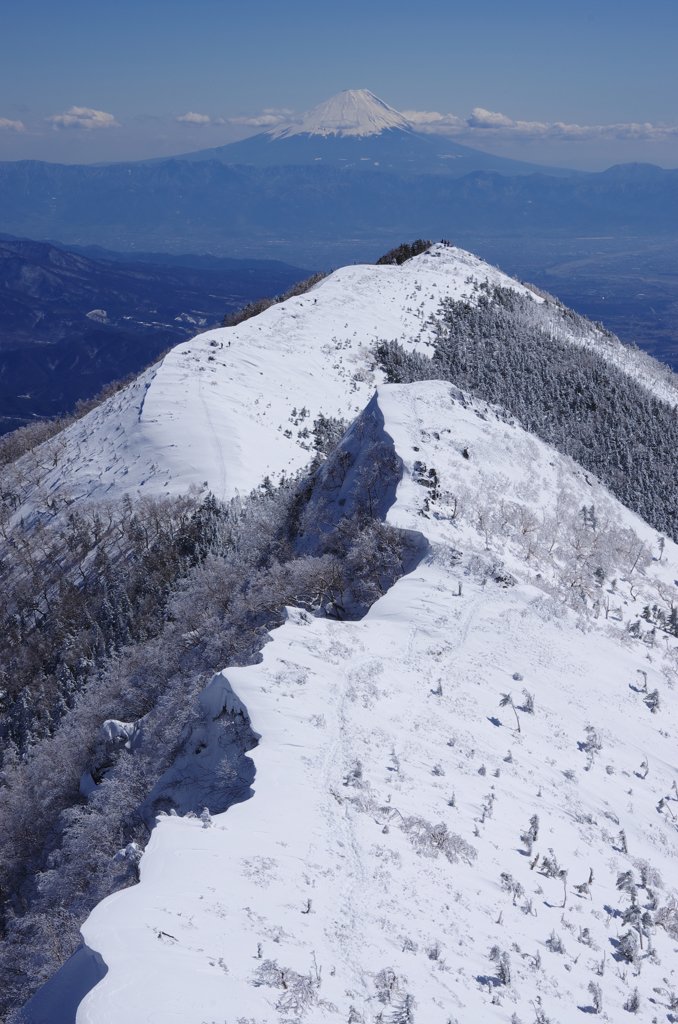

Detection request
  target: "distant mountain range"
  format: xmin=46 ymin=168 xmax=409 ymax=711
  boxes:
xmin=0 ymin=237 xmax=308 ymax=432
xmin=0 ymin=87 xmax=676 ymax=425
xmin=0 ymin=159 xmax=676 ymax=257
xmin=0 ymin=89 xmax=675 ymax=257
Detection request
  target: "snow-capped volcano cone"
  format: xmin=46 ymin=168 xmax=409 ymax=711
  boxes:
xmin=267 ymin=88 xmax=415 ymax=138
xmin=173 ymin=89 xmax=576 ymax=177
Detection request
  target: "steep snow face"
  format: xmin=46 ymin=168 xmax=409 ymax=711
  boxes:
xmin=77 ymin=383 xmax=678 ymax=1024
xmin=12 ymin=246 xmax=538 ymax=518
xmin=268 ymin=89 xmax=414 ymax=138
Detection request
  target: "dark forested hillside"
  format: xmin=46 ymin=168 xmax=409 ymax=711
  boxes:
xmin=377 ymin=285 xmax=678 ymax=540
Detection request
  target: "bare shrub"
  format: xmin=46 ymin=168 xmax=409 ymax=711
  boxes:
xmin=540 ymin=849 xmax=565 ymax=879
xmin=500 ymin=872 xmax=524 ymax=903
xmin=655 ymin=899 xmax=678 ymax=939
xmin=617 ymin=930 xmax=639 ymax=963
xmin=623 ymin=987 xmax=640 ymax=1013
xmin=580 ymin=726 xmax=602 ymax=770
xmin=400 ymin=816 xmax=477 ymax=865
xmin=546 ymin=930 xmax=565 ymax=954
xmin=488 ymin=945 xmax=511 ymax=984
xmin=633 ymin=858 xmax=663 ymax=891
xmin=253 ymin=957 xmax=335 ymax=1015
xmin=520 ymin=813 xmax=539 ymax=855
xmin=588 ymin=980 xmax=603 ymax=1013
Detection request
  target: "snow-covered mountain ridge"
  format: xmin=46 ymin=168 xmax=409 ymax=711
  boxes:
xmin=6 ymin=245 xmax=531 ymax=519
xmin=9 ymin=242 xmax=678 ymax=1024
xmin=9 ymin=244 xmax=676 ymax=532
xmin=66 ymin=381 xmax=678 ymax=1024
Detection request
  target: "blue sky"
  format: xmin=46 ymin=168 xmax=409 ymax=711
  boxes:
xmin=1 ymin=0 xmax=676 ymax=169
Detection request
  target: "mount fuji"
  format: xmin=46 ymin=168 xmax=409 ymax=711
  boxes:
xmin=171 ymin=89 xmax=579 ymax=178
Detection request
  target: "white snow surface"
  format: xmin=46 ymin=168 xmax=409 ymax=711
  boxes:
xmin=76 ymin=381 xmax=678 ymax=1024
xmin=16 ymin=242 xmax=676 ymax=531
xmin=13 ymin=245 xmax=538 ymax=518
xmin=268 ymin=89 xmax=414 ymax=139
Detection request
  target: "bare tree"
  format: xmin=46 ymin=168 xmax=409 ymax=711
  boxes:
xmin=499 ymin=693 xmax=521 ymax=733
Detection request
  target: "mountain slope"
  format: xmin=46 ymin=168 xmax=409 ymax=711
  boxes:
xmin=2 ymin=247 xmax=540 ymax=518
xmin=9 ymin=243 xmax=677 ymax=528
xmin=169 ymin=129 xmax=573 ymax=177
xmin=59 ymin=380 xmax=678 ymax=1024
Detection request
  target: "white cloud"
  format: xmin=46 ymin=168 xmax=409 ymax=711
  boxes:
xmin=228 ymin=113 xmax=290 ymax=127
xmin=45 ymin=106 xmax=120 ymax=130
xmin=175 ymin=112 xmax=211 ymax=124
xmin=402 ymin=110 xmax=465 ymax=128
xmin=467 ymin=107 xmax=516 ymax=128
xmin=0 ymin=118 xmax=25 ymax=132
xmin=228 ymin=108 xmax=294 ymax=128
xmin=404 ymin=107 xmax=678 ymax=143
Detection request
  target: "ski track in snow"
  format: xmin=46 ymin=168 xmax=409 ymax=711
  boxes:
xmin=71 ymin=382 xmax=678 ymax=1024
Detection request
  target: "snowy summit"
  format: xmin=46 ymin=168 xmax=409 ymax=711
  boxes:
xmin=268 ymin=89 xmax=415 ymax=139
